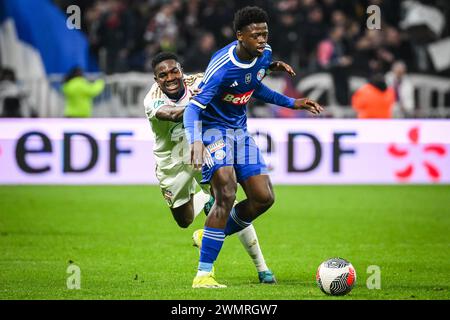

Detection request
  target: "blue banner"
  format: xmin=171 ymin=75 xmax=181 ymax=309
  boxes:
xmin=0 ymin=0 xmax=98 ymax=74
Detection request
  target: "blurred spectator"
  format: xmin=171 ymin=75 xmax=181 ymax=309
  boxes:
xmin=385 ymin=61 xmax=415 ymax=118
xmin=145 ymin=2 xmax=179 ymax=52
xmin=298 ymin=6 xmax=327 ymax=70
xmin=321 ymin=0 xmax=359 ymax=22
xmin=96 ymin=0 xmax=135 ymax=74
xmin=317 ymin=25 xmax=353 ymax=105
xmin=269 ymin=0 xmax=302 ymax=63
xmin=197 ymin=0 xmax=234 ymax=48
xmin=0 ymin=68 xmax=28 ymax=117
xmin=183 ymin=32 xmax=217 ymax=72
xmin=331 ymin=10 xmax=347 ymax=27
xmin=383 ymin=27 xmax=416 ymax=72
xmin=351 ymin=73 xmax=396 ymax=118
xmin=62 ymin=67 xmax=105 ymax=118
xmin=352 ymin=29 xmax=384 ymax=76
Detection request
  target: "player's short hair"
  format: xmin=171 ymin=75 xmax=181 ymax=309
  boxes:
xmin=151 ymin=52 xmax=179 ymax=70
xmin=233 ymin=6 xmax=269 ymax=32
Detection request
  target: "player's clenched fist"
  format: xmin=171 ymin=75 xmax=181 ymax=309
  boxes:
xmin=293 ymin=98 xmax=323 ymax=115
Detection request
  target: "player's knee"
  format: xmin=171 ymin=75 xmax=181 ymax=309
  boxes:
xmin=176 ymin=216 xmax=193 ymax=228
xmin=262 ymin=192 xmax=275 ymax=211
xmin=171 ymin=206 xmax=194 ymax=228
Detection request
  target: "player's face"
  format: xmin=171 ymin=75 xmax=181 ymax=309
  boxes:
xmin=237 ymin=23 xmax=269 ymax=57
xmin=154 ymin=60 xmax=184 ymax=96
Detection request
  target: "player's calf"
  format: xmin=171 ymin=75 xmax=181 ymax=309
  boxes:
xmin=207 ymin=167 xmax=237 ymax=224
xmin=239 ymin=174 xmax=275 ymax=221
xmin=248 ymin=189 xmax=274 ymax=216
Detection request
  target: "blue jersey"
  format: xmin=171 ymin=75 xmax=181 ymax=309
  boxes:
xmin=185 ymin=41 xmax=295 ymax=138
xmin=183 ymin=41 xmax=296 ymax=183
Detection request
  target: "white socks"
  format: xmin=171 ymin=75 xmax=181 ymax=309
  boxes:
xmin=193 ymin=191 xmax=211 ymax=218
xmin=237 ymin=224 xmax=268 ymax=272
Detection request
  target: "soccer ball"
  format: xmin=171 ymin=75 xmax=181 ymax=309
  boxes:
xmin=316 ymin=258 xmax=356 ymax=296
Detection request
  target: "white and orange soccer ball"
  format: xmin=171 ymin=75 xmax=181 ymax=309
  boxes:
xmin=316 ymin=258 xmax=356 ymax=296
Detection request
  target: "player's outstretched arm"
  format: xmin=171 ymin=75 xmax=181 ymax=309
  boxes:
xmin=253 ymin=82 xmax=323 ymax=115
xmin=268 ymin=60 xmax=296 ymax=77
xmin=293 ymin=98 xmax=324 ymax=115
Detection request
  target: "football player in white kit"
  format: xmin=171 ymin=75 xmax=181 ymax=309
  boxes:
xmin=144 ymin=52 xmax=277 ymax=283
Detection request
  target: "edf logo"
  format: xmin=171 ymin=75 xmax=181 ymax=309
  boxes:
xmin=15 ymin=131 xmax=133 ymax=174
xmin=287 ymin=132 xmax=357 ymax=173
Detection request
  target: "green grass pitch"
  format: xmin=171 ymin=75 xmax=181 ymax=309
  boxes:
xmin=0 ymin=185 xmax=449 ymax=300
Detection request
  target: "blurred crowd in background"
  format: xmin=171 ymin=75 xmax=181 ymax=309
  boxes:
xmin=1 ymin=0 xmax=450 ymax=118
xmin=53 ymin=0 xmax=449 ymax=77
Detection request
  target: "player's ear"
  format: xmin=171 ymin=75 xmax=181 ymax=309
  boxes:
xmin=236 ymin=30 xmax=243 ymax=42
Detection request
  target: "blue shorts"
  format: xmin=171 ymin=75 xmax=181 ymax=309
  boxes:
xmin=201 ymin=129 xmax=268 ymax=184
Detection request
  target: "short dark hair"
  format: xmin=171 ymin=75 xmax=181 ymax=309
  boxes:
xmin=233 ymin=6 xmax=269 ymax=32
xmin=151 ymin=52 xmax=179 ymax=70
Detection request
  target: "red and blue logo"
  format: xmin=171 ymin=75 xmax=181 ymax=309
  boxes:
xmin=222 ymin=90 xmax=255 ymax=105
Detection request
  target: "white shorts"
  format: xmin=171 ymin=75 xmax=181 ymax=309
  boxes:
xmin=155 ymin=163 xmax=209 ymax=208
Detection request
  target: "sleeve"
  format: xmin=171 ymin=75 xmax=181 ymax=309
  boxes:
xmin=253 ymin=82 xmax=295 ymax=108
xmin=143 ymin=87 xmax=169 ymax=120
xmin=188 ymin=67 xmax=226 ymax=109
xmin=80 ymin=78 xmax=105 ymax=97
xmin=265 ymin=44 xmax=272 ymax=62
xmin=185 ymin=73 xmax=204 ymax=90
xmin=264 ymin=45 xmax=274 ymax=75
xmin=144 ymin=98 xmax=166 ymax=120
xmin=183 ymin=68 xmax=226 ymax=143
xmin=183 ymin=103 xmax=203 ymax=143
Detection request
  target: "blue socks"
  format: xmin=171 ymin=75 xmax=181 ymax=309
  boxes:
xmin=198 ymin=227 xmax=225 ymax=272
xmin=224 ymin=207 xmax=251 ymax=236
xmin=198 ymin=208 xmax=252 ymax=273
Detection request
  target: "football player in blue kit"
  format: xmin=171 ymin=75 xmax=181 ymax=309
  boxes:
xmin=184 ymin=6 xmax=323 ymax=288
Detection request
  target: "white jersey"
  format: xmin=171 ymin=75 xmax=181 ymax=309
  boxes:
xmin=144 ymin=73 xmax=203 ymax=170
